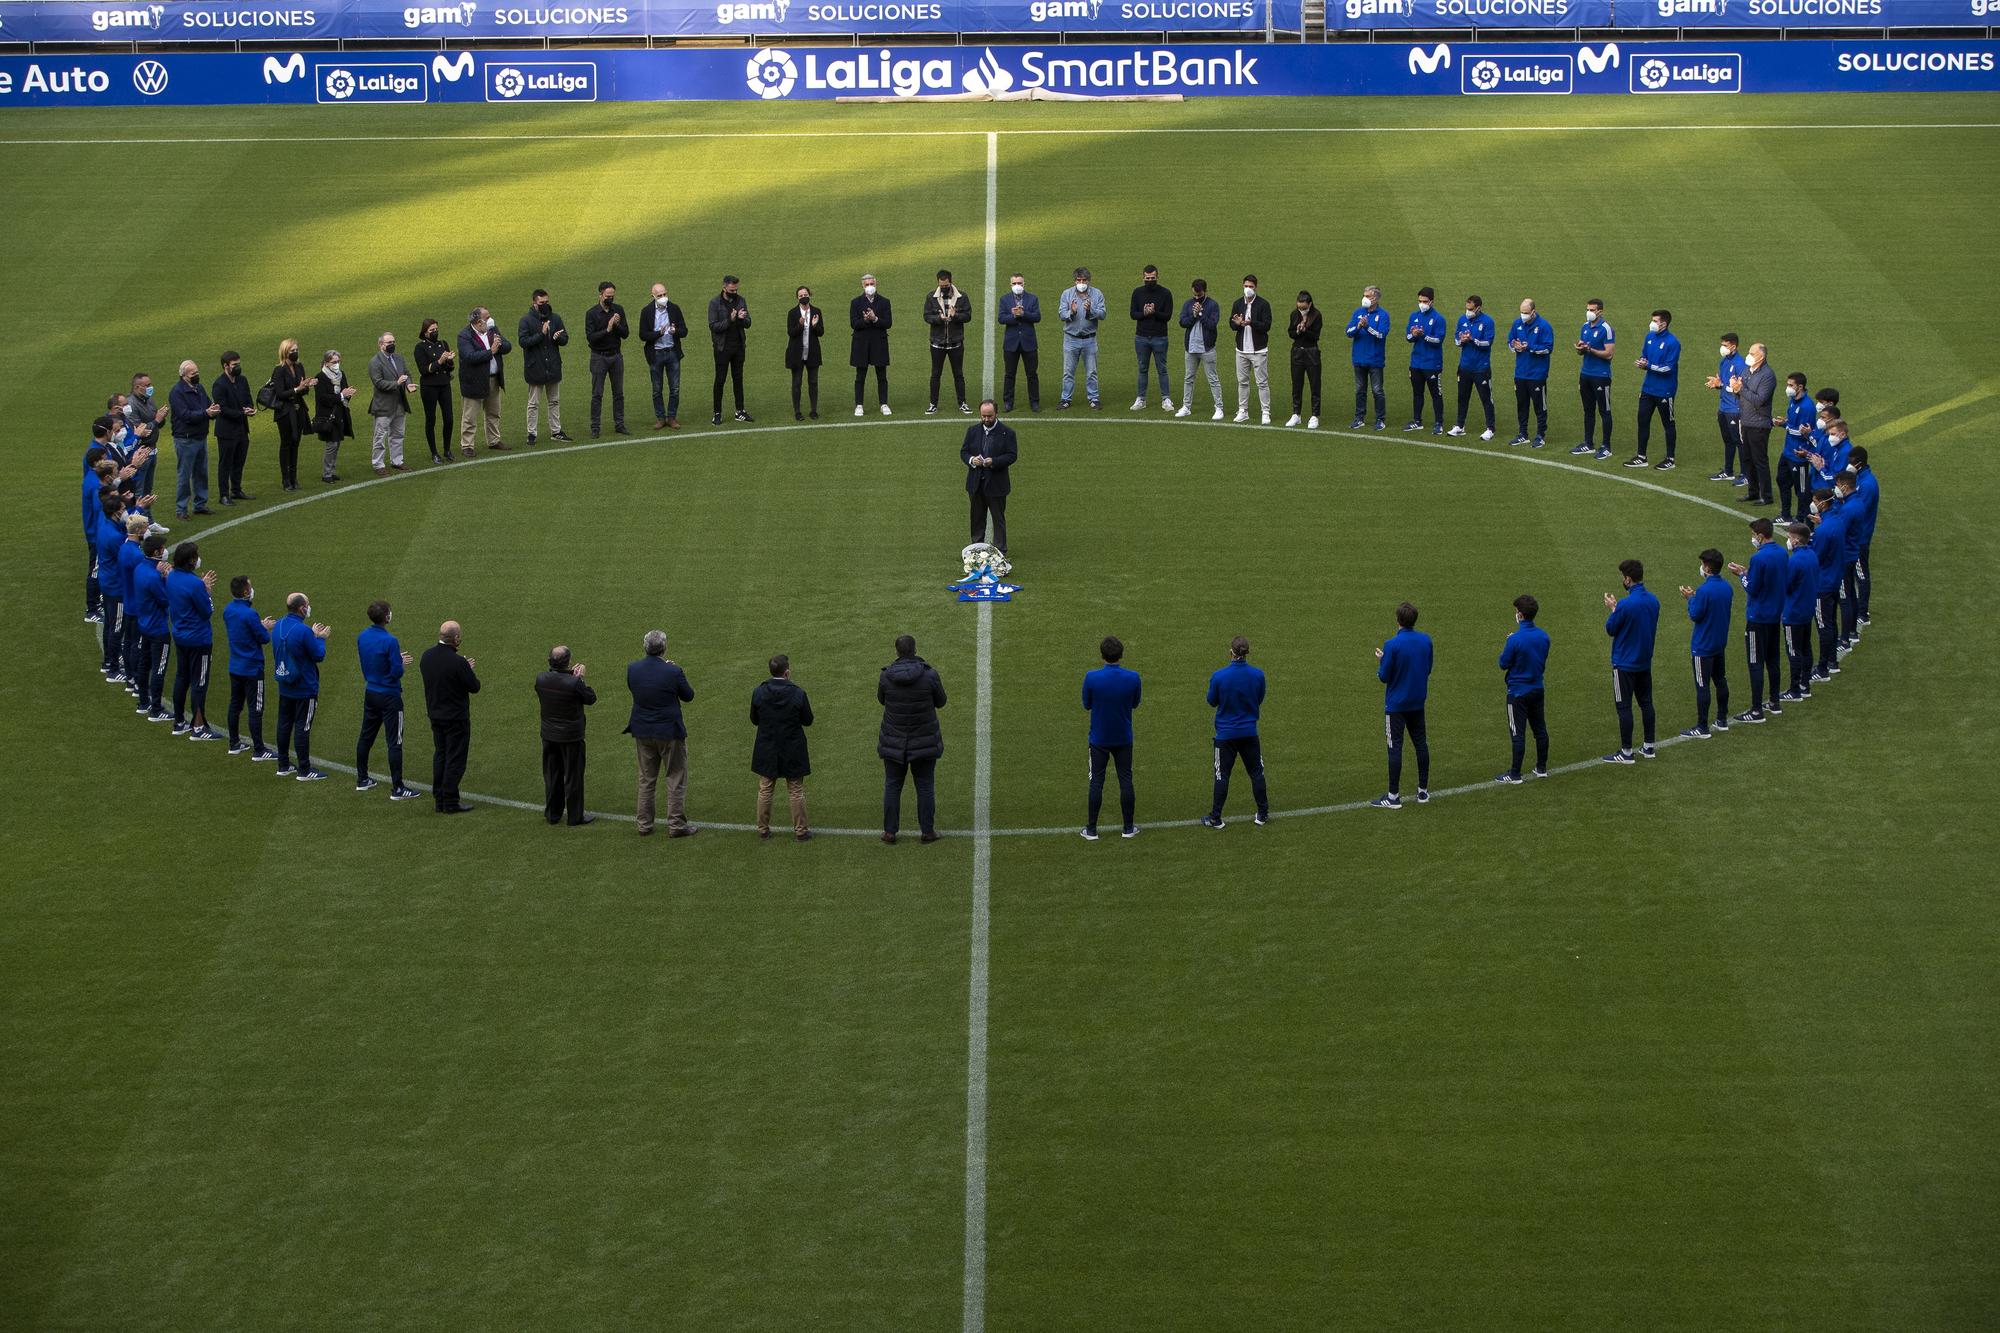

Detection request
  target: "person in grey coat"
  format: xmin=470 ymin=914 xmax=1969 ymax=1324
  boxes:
xmin=366 ymin=331 xmax=413 ymax=474
xmin=1735 ymin=341 xmax=1778 ymax=508
xmin=750 ymin=653 xmax=814 ymax=841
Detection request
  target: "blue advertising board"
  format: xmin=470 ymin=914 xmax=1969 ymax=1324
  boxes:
xmin=0 ymin=38 xmax=1994 ymax=103
xmin=1324 ymin=0 xmax=1613 ymax=29
xmin=1615 ymin=0 xmax=1988 ymax=28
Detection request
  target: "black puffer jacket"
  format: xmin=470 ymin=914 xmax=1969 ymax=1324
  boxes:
xmin=877 ymin=655 xmax=946 ymax=762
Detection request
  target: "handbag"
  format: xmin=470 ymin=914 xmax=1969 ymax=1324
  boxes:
xmin=256 ymin=375 xmax=280 ymax=411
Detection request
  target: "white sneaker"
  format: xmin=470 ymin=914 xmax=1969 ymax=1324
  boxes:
xmin=1307 ymin=416 xmax=1319 ymax=429
xmin=1161 ymin=398 xmax=1174 ymax=412
xmin=1446 ymin=425 xmax=1466 ymax=437
xmin=1130 ymin=396 xmax=1145 ymax=410
xmin=1233 ymin=409 xmax=1250 ymax=423
xmin=1260 ymin=412 xmax=1271 ymax=425
xmin=854 ymin=404 xmax=865 ymax=417
xmin=1174 ymin=406 xmax=1190 ymax=418
xmin=880 ymin=404 xmax=892 ymax=416
xmin=1211 ymin=407 xmax=1224 ymax=421
xmin=1479 ymin=429 xmax=1495 ymax=441
xmin=1284 ymin=414 xmax=1302 ymax=427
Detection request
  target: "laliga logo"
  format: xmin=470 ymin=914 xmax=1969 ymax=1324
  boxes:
xmin=746 ymin=48 xmax=797 ymax=99
xmin=1408 ymin=43 xmax=1450 ymax=76
xmin=323 ymin=67 xmax=357 ymax=99
xmin=131 ymin=59 xmax=170 ymax=96
xmin=1468 ymin=59 xmax=1501 ymax=91
xmin=1638 ymin=57 xmax=1669 ymax=89
xmin=434 ymin=52 xmax=475 ymax=82
xmin=262 ymin=52 xmax=306 ymax=84
xmin=492 ymin=66 xmax=526 ymax=98
xmin=963 ymin=48 xmax=1015 ymax=95
xmin=1578 ymin=43 xmax=1620 ymax=74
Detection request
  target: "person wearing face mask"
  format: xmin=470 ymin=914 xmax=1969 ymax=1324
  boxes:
xmin=1403 ymin=286 xmax=1446 ymax=436
xmin=537 ymin=645 xmax=599 ymax=828
xmin=1734 ymin=341 xmax=1777 ymax=507
xmin=1806 ymin=486 xmax=1850 ymax=680
xmin=641 ymin=282 xmax=689 ymax=430
xmin=1129 ymin=265 xmax=1175 ymax=413
xmin=1726 ymin=518 xmax=1788 ymax=723
xmin=851 ymin=274 xmax=894 ymax=416
xmin=116 ymin=513 xmax=153 ymax=697
xmin=1369 ymin=602 xmax=1433 ymax=811
xmin=456 ymin=307 xmax=512 ymax=456
xmin=1808 ymin=387 xmax=1841 ymax=471
xmin=365 ymin=331 xmax=413 ymax=476
xmin=95 ymin=492 xmax=129 ymax=683
xmin=124 ymin=372 xmax=168 ymax=498
xmin=1704 ymin=332 xmax=1750 ymax=486
xmin=997 ymin=272 xmax=1039 ymax=415
xmin=167 ymin=359 xmax=219 ymax=520
xmin=1057 ymin=266 xmax=1106 ymax=411
xmin=1505 ymin=297 xmax=1553 ymax=448
xmin=209 ymin=350 xmax=257 ymax=505
xmin=1493 ymin=594 xmax=1550 ymax=786
xmin=1600 ymin=559 xmax=1660 ymax=764
xmin=355 ymin=600 xmax=420 ymax=800
xmin=785 ymin=286 xmax=825 ymax=421
xmin=1778 ymin=521 xmax=1818 ymax=702
xmin=1626 ymin=308 xmax=1680 ymax=471
xmin=1808 ymin=414 xmax=1851 ymax=491
xmin=923 ymin=268 xmax=972 ymax=416
xmin=1284 ymin=291 xmax=1322 ymax=429
xmin=519 ymin=288 xmax=573 ymax=447
xmin=1345 ymin=284 xmax=1390 ymax=431
xmin=313 ymin=349 xmax=357 ymax=484
xmin=165 ymin=540 xmax=218 ymax=741
xmin=1778 ymin=372 xmax=1813 ymax=521
xmin=414 ymin=321 xmax=456 ymax=464
xmin=270 ymin=342 xmax=314 ymax=489
xmin=583 ymin=280 xmax=629 ymax=438
xmin=131 ymin=535 xmax=173 ymax=722
xmin=1174 ymin=279 xmax=1223 ymax=422
xmin=1229 ymin=275 xmax=1272 ymax=425
xmin=1448 ymin=295 xmax=1497 ymax=441
xmin=421 ymin=620 xmax=481 ymax=814
xmin=1571 ymin=299 xmax=1615 ymax=459
xmin=1677 ymin=549 xmax=1734 ymax=739
xmin=271 ymin=591 xmax=331 ymax=780
xmin=708 ymin=275 xmax=753 ymax=426
xmin=1828 ymin=467 xmax=1865 ymax=652
xmin=1845 ymin=445 xmax=1879 ymax=626
xmin=222 ymin=574 xmax=276 ymax=759
xmin=626 ymin=629 xmax=698 ymax=839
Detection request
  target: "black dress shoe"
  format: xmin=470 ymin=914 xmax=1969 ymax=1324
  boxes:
xmin=920 ymin=831 xmax=942 ymax=844
xmin=569 ymin=814 xmax=598 ymax=827
xmin=192 ymin=506 xmax=215 ymax=515
xmin=233 ymin=492 xmax=254 ymax=501
xmin=669 ymin=826 xmax=697 ymax=838
xmin=881 ymin=832 xmax=897 ymax=845
xmin=440 ymin=803 xmax=475 ymax=814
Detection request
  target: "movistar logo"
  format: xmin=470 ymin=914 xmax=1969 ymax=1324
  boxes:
xmin=1578 ymin=43 xmax=1621 ymax=74
xmin=1408 ymin=43 xmax=1451 ymax=75
xmin=262 ymin=52 xmax=306 ymax=83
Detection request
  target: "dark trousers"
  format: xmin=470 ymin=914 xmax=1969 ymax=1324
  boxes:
xmin=276 ymin=693 xmax=316 ymax=771
xmin=1580 ymin=376 xmax=1613 ymax=446
xmin=1292 ymin=352 xmax=1323 ymax=416
xmin=1408 ymin=367 xmax=1441 ymax=425
xmin=1210 ymin=735 xmax=1267 ymax=819
xmin=649 ymin=353 xmax=683 ymax=422
xmin=855 ymin=363 xmax=890 ymax=408
xmin=713 ymin=349 xmax=745 ymax=414
xmin=172 ymin=642 xmax=211 ymax=724
xmin=1613 ymin=667 xmax=1655 ymax=752
xmin=432 ymin=719 xmax=470 ymax=809
xmin=216 ymin=434 xmax=248 ymax=498
xmin=100 ymin=597 xmax=123 ymax=674
xmin=543 ymin=739 xmax=587 ymax=824
xmin=1506 ymin=690 xmax=1549 ymax=777
xmin=140 ymin=635 xmax=170 ymax=714
xmin=357 ymin=691 xmax=405 ymax=786
xmin=1693 ymin=652 xmax=1729 ymax=729
xmin=1741 ymin=425 xmax=1773 ymax=502
xmin=276 ymin=415 xmax=304 ymax=485
xmin=1816 ymin=590 xmax=1840 ymax=668
xmin=1002 ymin=347 xmax=1038 ymax=410
xmin=590 ymin=351 xmax=625 ymax=430
xmin=790 ymin=364 xmax=820 ymax=415
xmin=228 ymin=671 xmax=266 ymax=752
xmin=1514 ymin=378 xmax=1548 ymax=436
xmin=1839 ymin=561 xmax=1861 ymax=641
xmin=1717 ymin=411 xmax=1743 ymax=474
xmin=1385 ymin=709 xmax=1429 ymax=795
xmin=883 ymin=755 xmax=937 ymax=836
xmin=85 ymin=541 xmax=100 ymax=616
xmin=970 ymin=489 xmax=1007 ymax=553
xmin=1782 ymin=622 xmax=1813 ymax=695
xmin=1352 ymin=365 xmax=1385 ymax=423
xmin=1777 ymin=458 xmax=1808 ymax=520
xmin=121 ymin=609 xmax=143 ymax=686
xmin=1087 ymin=744 xmax=1135 ymax=833
xmin=1637 ymin=393 xmax=1677 ymax=460
xmin=1455 ymin=370 xmax=1494 ymax=430
xmin=420 ymin=383 xmax=452 ymax=457
xmin=1858 ymin=542 xmax=1872 ymax=617
xmin=1745 ymin=622 xmax=1782 ymax=711
xmin=929 ymin=344 xmax=967 ymax=408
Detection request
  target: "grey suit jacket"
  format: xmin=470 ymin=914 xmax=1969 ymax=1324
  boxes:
xmin=367 ymin=350 xmax=412 ymax=417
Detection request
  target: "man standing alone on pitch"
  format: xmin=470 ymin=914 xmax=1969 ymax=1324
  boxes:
xmin=1201 ymin=635 xmax=1267 ymax=829
xmin=962 ymin=400 xmax=1017 ymax=554
xmin=1370 ymin=602 xmax=1433 ymax=810
xmin=584 ymin=281 xmax=629 ymax=437
xmin=1679 ymin=549 xmax=1734 ymax=739
xmin=878 ymin=634 xmax=946 ymax=845
xmin=356 ymin=600 xmax=419 ymax=800
xmin=1727 ymin=518 xmax=1788 ymax=722
xmin=537 ymin=645 xmax=596 ymax=827
xmin=421 ymin=621 xmax=480 ymax=813
xmin=625 ymin=629 xmax=696 ymax=838
xmin=1601 ymin=559 xmax=1660 ymax=764
xmin=1081 ymin=636 xmax=1141 ymax=840
xmin=1495 ymin=594 xmax=1550 ymax=785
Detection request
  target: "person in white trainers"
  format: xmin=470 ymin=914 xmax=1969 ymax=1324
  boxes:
xmin=1229 ymin=275 xmax=1273 ymax=424
xmin=1450 ymin=294 xmax=1497 ymax=441
xmin=1129 ymin=264 xmax=1174 ymax=412
xmin=1284 ymin=291 xmax=1322 ymax=428
xmin=1175 ymin=279 xmax=1225 ymax=421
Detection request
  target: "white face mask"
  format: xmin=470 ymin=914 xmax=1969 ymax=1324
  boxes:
xmin=1584 ymin=310 xmax=1598 ymax=323
xmin=1649 ymin=320 xmax=1663 ymax=334
xmin=485 ymin=318 xmax=497 ymax=331
xmin=1243 ymin=287 xmax=1255 ymax=301
xmin=1719 ymin=345 xmax=1733 ymax=359
xmin=654 ymin=296 xmax=669 ymax=308
xmin=1417 ymin=301 xmax=1431 ymax=313
xmin=195 ymin=556 xmax=201 ymax=570
xmin=1786 ymin=386 xmax=1799 ymax=400
xmin=863 ymin=285 xmax=876 ymax=296
xmin=1075 ymin=282 xmax=1089 ymax=293
xmin=1010 ymin=283 xmax=1023 ymax=295
xmin=1361 ymin=296 xmax=1375 ymax=309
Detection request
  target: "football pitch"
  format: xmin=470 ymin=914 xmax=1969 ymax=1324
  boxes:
xmin=3 ymin=93 xmax=1998 ymax=1330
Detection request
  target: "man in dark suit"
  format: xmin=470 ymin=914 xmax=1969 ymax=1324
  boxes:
xmin=784 ymin=286 xmax=825 ymax=421
xmin=209 ymin=350 xmax=257 ymax=504
xmin=624 ymin=629 xmax=695 ymax=837
xmin=536 ymin=644 xmax=597 ymax=827
xmin=997 ymin=271 xmax=1040 ymax=413
xmin=582 ymin=280 xmax=630 ymax=438
xmin=641 ymin=281 xmax=689 ymax=429
xmin=708 ymin=275 xmax=752 ymax=426
xmin=878 ymin=634 xmax=946 ymax=845
xmin=849 ymin=274 xmax=892 ymax=416
xmin=419 ymin=619 xmax=480 ymax=813
xmin=961 ymin=400 xmax=1017 ymax=554
xmin=456 ymin=307 xmax=513 ymax=455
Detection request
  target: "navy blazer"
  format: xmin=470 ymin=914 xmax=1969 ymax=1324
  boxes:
xmin=1179 ymin=295 xmax=1222 ymax=353
xmin=962 ymin=421 xmax=1017 ymax=497
xmin=624 ymin=654 xmax=694 ymax=740
xmin=997 ymin=290 xmax=1041 ymax=352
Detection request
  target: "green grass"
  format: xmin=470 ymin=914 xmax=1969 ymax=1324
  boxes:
xmin=3 ymin=93 xmax=1998 ymax=1331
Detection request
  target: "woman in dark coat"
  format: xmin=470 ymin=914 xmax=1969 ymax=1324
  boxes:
xmin=271 ymin=337 xmax=313 ymax=491
xmin=313 ymin=349 xmax=357 ymax=484
xmin=414 ymin=318 xmax=456 ymax=463
xmin=784 ymin=286 xmax=825 ymax=421
xmin=751 ymin=654 xmax=814 ymax=842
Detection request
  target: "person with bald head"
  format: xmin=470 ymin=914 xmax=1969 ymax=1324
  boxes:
xmin=537 ymin=645 xmax=597 ymax=826
xmin=366 ymin=330 xmax=413 ymax=475
xmin=1734 ymin=341 xmax=1777 ymax=507
xmin=420 ymin=620 xmax=480 ymax=814
xmin=167 ymin=357 xmax=219 ymax=519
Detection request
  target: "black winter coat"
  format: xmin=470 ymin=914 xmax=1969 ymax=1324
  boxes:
xmin=518 ymin=305 xmax=569 ymax=385
xmin=750 ymin=677 xmax=814 ymax=779
xmin=849 ymin=294 xmax=892 ymax=367
xmin=313 ymin=370 xmax=355 ymax=442
xmin=877 ymin=655 xmax=946 ymax=762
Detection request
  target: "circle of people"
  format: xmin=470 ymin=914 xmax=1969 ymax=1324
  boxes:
xmin=76 ymin=269 xmax=1881 ymax=836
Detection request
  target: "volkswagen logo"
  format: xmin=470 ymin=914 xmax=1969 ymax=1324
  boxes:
xmin=132 ymin=59 xmax=170 ymax=96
